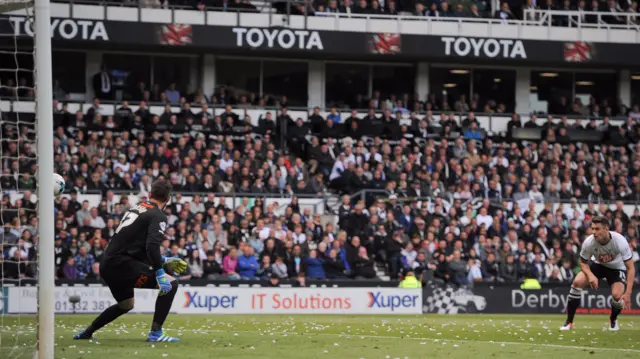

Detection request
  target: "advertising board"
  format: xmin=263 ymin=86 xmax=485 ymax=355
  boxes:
xmin=422 ymin=284 xmax=640 ymax=315
xmin=2 ymin=16 xmax=640 ymax=66
xmin=4 ymin=286 xmax=422 ymax=315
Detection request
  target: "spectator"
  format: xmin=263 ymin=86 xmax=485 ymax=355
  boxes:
xmin=305 ymin=250 xmax=326 ymax=279
xmin=500 ymin=255 xmax=518 ymax=282
xmin=448 ymin=250 xmax=468 ymax=285
xmin=270 ymin=256 xmax=288 ymax=279
xmin=223 ymin=247 xmax=240 ymax=280
xmin=352 ymin=246 xmax=376 ymax=279
xmin=237 ymin=246 xmax=259 ymax=280
xmin=202 ymin=250 xmax=223 ymax=280
xmin=188 ymin=251 xmax=204 ymax=278
xmin=482 ymin=253 xmax=499 ymax=281
xmin=74 ymin=247 xmax=95 ymax=280
xmin=63 ymin=256 xmax=77 ymax=280
xmin=256 ymin=255 xmax=272 ymax=280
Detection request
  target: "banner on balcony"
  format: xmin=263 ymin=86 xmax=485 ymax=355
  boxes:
xmin=2 ymin=15 xmax=640 ymax=66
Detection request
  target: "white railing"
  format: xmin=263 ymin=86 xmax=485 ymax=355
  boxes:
xmin=7 ymin=3 xmax=640 ymax=43
xmin=523 ymin=9 xmax=640 ymax=30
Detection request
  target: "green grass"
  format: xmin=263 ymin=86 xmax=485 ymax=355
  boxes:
xmin=1 ymin=314 xmax=639 ymax=359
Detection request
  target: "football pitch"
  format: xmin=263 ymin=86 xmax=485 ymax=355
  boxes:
xmin=1 ymin=314 xmax=638 ymax=359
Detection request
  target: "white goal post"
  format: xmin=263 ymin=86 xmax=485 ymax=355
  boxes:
xmin=1 ymin=0 xmax=54 ymax=357
xmin=33 ymin=0 xmax=55 ymax=356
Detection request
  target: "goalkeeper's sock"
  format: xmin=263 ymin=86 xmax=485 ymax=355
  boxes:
xmin=151 ymin=281 xmax=178 ymax=331
xmin=85 ymin=304 xmax=132 ymax=335
xmin=566 ymin=287 xmax=581 ymax=324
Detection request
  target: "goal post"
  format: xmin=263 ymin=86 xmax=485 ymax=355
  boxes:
xmin=33 ymin=0 xmax=55 ymax=357
xmin=1 ymin=0 xmax=54 ymax=357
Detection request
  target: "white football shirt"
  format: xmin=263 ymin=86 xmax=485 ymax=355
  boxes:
xmin=580 ymin=231 xmax=633 ymax=271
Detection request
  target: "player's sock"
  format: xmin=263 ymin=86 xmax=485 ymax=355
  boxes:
xmin=151 ymin=281 xmax=178 ymax=331
xmin=565 ymin=287 xmax=582 ymax=324
xmin=80 ymin=304 xmax=132 ymax=337
xmin=610 ymin=297 xmax=623 ymax=323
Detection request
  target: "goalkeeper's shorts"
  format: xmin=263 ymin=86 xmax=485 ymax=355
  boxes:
xmin=101 ymin=258 xmax=157 ymax=302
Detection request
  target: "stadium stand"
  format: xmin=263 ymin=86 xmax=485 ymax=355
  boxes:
xmin=0 ymin=0 xmax=639 ymax=290
xmin=1 ymin=88 xmax=640 ymax=284
xmin=43 ymin=0 xmax=640 ymax=27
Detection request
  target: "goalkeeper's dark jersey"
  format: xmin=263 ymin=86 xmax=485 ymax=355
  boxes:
xmin=103 ymin=201 xmax=167 ymax=271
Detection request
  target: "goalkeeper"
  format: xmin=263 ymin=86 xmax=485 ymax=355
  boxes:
xmin=74 ymin=179 xmax=187 ymax=343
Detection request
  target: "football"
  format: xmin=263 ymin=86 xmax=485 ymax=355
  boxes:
xmin=53 ymin=173 xmax=66 ymax=196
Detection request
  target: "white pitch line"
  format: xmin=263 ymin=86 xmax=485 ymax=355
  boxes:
xmin=170 ymin=328 xmax=640 ymax=354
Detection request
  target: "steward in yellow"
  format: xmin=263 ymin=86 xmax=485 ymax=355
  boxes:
xmin=399 ymin=270 xmax=422 ymax=288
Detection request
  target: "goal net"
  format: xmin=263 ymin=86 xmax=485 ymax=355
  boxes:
xmin=1 ymin=0 xmax=54 ymax=358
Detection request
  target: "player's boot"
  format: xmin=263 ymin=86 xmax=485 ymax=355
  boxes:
xmin=559 ymin=321 xmax=573 ymax=331
xmin=147 ymin=329 xmax=180 ymax=343
xmin=73 ymin=330 xmax=94 ymax=340
xmin=608 ymin=320 xmax=620 ymax=331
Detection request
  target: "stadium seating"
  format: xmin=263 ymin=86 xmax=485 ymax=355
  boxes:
xmin=2 ymin=87 xmax=640 ymax=285
xmin=0 ymin=0 xmax=639 ymax=288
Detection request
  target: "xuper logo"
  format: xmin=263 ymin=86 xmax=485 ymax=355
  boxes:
xmin=9 ymin=17 xmax=109 ymax=41
xmin=441 ymin=37 xmax=526 ymax=59
xmin=251 ymin=293 xmax=352 ymax=310
xmin=183 ymin=291 xmax=238 ymax=312
xmin=367 ymin=292 xmax=419 ymax=312
xmin=232 ymin=28 xmax=324 ymax=51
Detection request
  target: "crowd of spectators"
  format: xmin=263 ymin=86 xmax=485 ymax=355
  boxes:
xmin=47 ymin=0 xmax=640 ymax=26
xmin=2 ymin=77 xmax=640 ymax=286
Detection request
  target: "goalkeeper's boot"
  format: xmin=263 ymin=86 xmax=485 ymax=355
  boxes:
xmin=609 ymin=319 xmax=620 ymax=331
xmin=73 ymin=330 xmax=94 ymax=340
xmin=147 ymin=329 xmax=180 ymax=343
xmin=559 ymin=321 xmax=573 ymax=331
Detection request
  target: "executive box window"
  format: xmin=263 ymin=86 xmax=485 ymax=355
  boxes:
xmin=575 ymin=72 xmax=616 ymax=111
xmin=153 ymin=56 xmax=192 ymax=96
xmin=531 ymin=71 xmax=617 ymax=115
xmin=102 ymin=53 xmax=151 ymax=101
xmin=473 ymin=69 xmax=516 ymax=113
xmin=325 ymin=63 xmax=369 ymax=109
xmin=371 ymin=65 xmax=415 ymax=102
xmin=52 ymin=51 xmax=86 ymax=94
xmin=0 ymin=52 xmax=34 ymax=98
xmin=262 ymin=60 xmax=308 ymax=106
xmin=429 ymin=67 xmax=471 ymax=112
xmin=215 ymin=58 xmax=260 ymax=103
xmin=531 ymin=71 xmax=572 ymax=114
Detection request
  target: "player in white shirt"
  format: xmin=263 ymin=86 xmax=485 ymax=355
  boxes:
xmin=561 ymin=216 xmax=635 ymax=331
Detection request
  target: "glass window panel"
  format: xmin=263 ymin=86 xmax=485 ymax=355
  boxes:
xmin=262 ymin=60 xmax=308 ymax=107
xmin=153 ymin=56 xmax=192 ymax=98
xmin=102 ymin=53 xmax=151 ymax=101
xmin=215 ymin=59 xmax=260 ymax=105
xmin=0 ymin=52 xmax=33 ymax=98
xmin=372 ymin=65 xmax=415 ymax=104
xmin=575 ymin=72 xmax=618 ymax=115
xmin=325 ymin=63 xmax=369 ymax=109
xmin=473 ymin=69 xmax=516 ymax=113
xmin=428 ymin=67 xmax=470 ymax=112
xmin=530 ymin=71 xmax=572 ymax=114
xmin=52 ymin=51 xmax=86 ymax=94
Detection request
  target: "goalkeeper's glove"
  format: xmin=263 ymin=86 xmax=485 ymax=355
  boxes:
xmin=162 ymin=256 xmax=188 ymax=274
xmin=155 ymin=269 xmax=172 ymax=296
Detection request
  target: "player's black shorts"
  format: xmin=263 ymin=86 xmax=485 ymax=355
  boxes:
xmin=100 ymin=257 xmax=157 ymax=302
xmin=589 ymin=262 xmax=628 ymax=289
